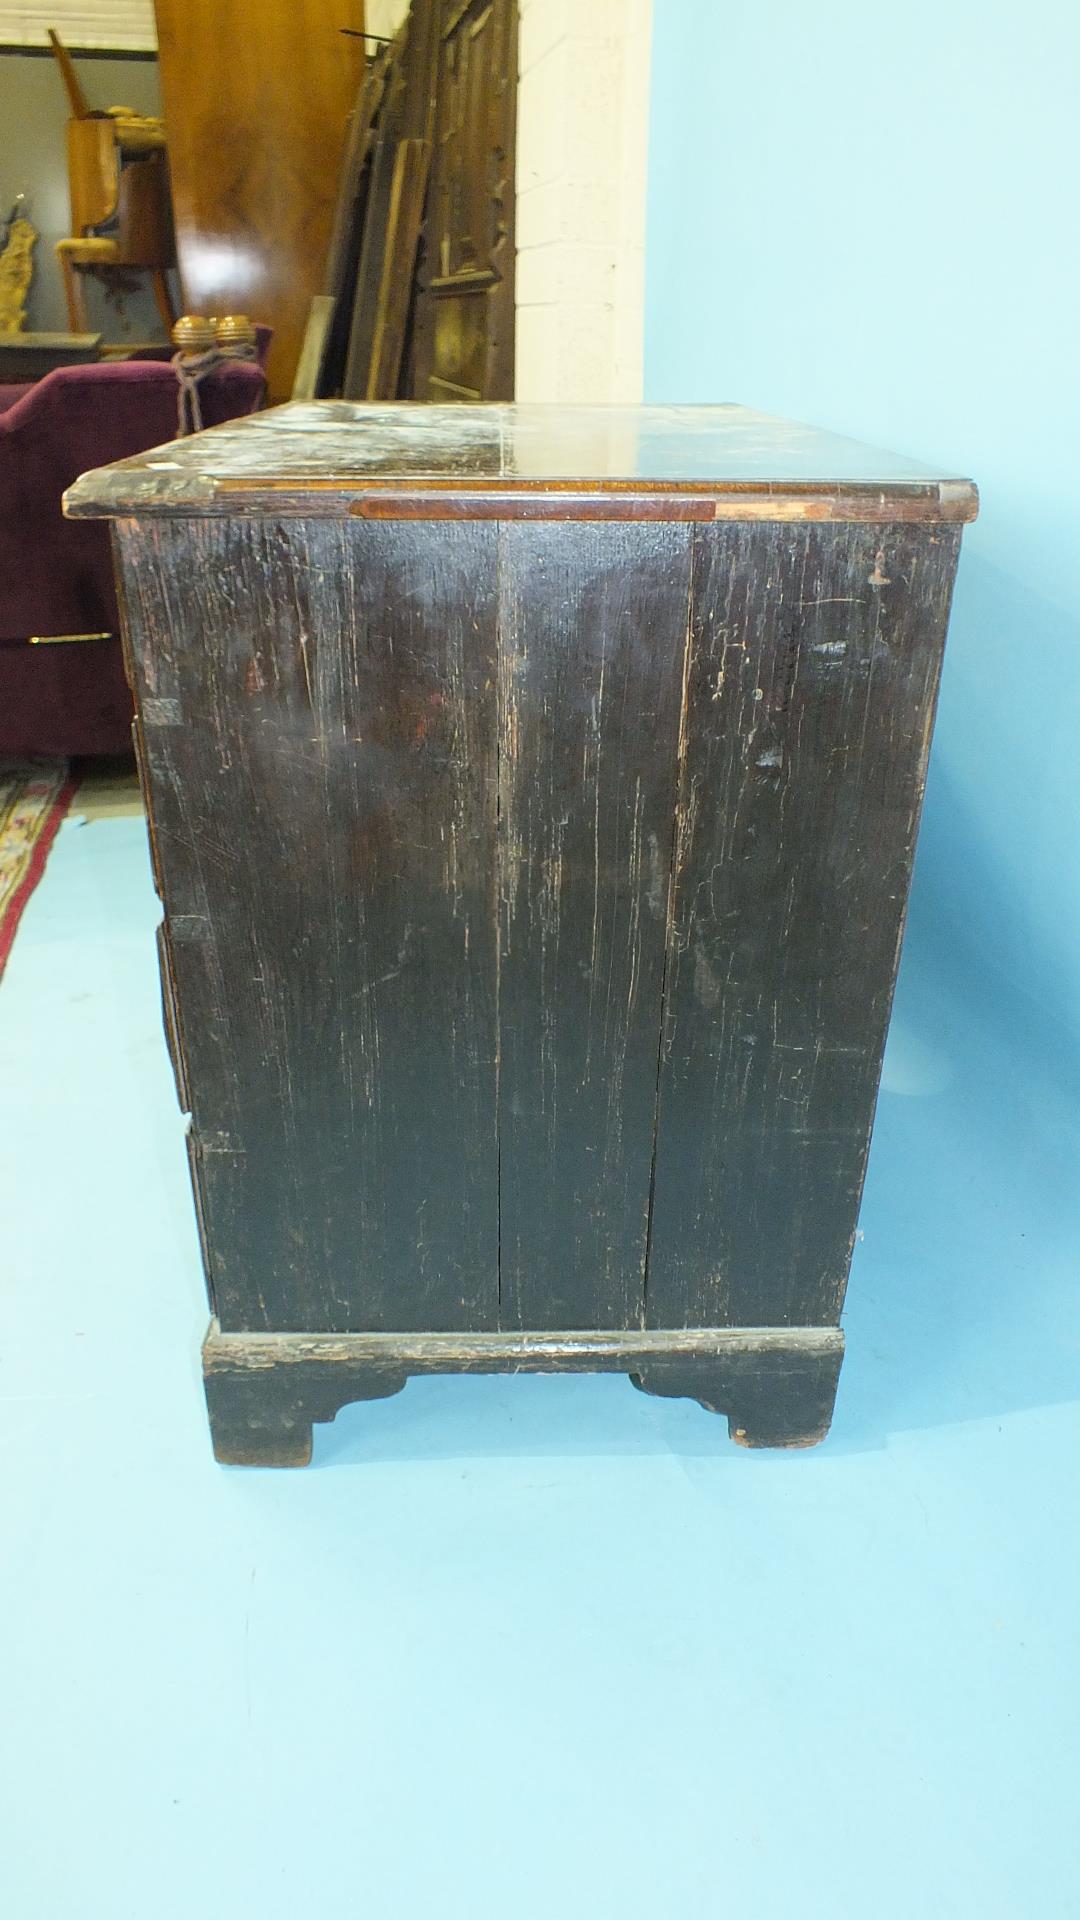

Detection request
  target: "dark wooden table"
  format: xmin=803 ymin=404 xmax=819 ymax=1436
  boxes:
xmin=0 ymin=330 xmax=101 ymax=383
xmin=66 ymin=403 xmax=977 ymax=1464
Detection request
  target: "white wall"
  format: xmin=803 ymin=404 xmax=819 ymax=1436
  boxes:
xmin=371 ymin=0 xmax=658 ymax=402
xmin=0 ymin=3 xmax=155 ymax=49
xmin=364 ymin=0 xmax=410 ymax=42
xmin=515 ymin=0 xmax=652 ymax=401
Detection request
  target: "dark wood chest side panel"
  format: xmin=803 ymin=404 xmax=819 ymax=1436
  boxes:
xmin=645 ymin=521 xmax=962 ymax=1330
xmin=114 ymin=516 xmax=500 ymax=1334
xmin=497 ymin=521 xmax=693 ymax=1330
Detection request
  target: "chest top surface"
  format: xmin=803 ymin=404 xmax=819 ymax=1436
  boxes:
xmin=64 ymin=401 xmax=978 ymax=525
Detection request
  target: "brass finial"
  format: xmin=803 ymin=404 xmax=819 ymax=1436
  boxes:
xmin=216 ymin=313 xmax=257 ymax=348
xmin=171 ymin=313 xmax=216 ymax=354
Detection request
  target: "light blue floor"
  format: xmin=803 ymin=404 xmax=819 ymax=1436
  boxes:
xmin=2 ymin=811 xmax=1078 ymax=1919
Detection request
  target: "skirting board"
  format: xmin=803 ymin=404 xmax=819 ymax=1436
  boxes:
xmin=202 ymin=1321 xmax=845 ymax=1466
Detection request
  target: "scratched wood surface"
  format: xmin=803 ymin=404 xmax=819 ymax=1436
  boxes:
xmin=645 ymin=521 xmax=963 ymax=1329
xmin=200 ymin=1322 xmax=846 ymax=1463
xmin=91 ymin=406 xmax=977 ymax=1386
xmin=497 ymin=522 xmax=692 ymax=1328
xmin=65 ymin=402 xmax=980 ymax=522
xmin=115 ymin=515 xmax=500 ymax=1333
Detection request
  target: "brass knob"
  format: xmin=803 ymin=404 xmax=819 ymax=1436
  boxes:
xmin=216 ymin=313 xmax=256 ymax=348
xmin=171 ymin=313 xmax=216 ymax=354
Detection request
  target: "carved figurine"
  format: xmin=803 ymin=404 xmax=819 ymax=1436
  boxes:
xmin=0 ymin=203 xmax=37 ymax=334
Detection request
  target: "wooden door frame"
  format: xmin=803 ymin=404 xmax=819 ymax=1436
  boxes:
xmin=370 ymin=0 xmax=655 ymax=403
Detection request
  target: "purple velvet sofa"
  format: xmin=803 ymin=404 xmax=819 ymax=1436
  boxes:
xmin=0 ymin=357 xmax=266 ymax=756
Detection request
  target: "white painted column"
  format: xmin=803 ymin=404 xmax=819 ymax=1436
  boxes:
xmin=515 ymin=0 xmax=653 ymax=402
xmin=290 ymin=0 xmax=656 ymax=405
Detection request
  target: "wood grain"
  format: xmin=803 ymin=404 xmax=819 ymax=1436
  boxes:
xmin=645 ymin=521 xmax=962 ymax=1329
xmin=406 ymin=0 xmax=517 ymax=401
xmin=314 ymin=43 xmax=393 ymax=399
xmin=65 ymin=401 xmax=979 ymax=522
xmin=202 ymin=1319 xmax=845 ymax=1463
xmin=497 ymin=522 xmax=692 ymax=1328
xmin=83 ymin=403 xmax=977 ymax=1461
xmin=114 ymin=513 xmax=500 ymax=1333
xmin=341 ymin=134 xmax=398 ymax=400
xmin=291 ymin=294 xmax=336 ymax=403
xmin=365 ymin=136 xmax=432 ymax=399
xmin=153 ymin=0 xmax=363 ymax=399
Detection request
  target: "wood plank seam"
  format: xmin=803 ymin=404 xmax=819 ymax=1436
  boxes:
xmin=640 ymin=530 xmax=698 ymax=1330
xmin=494 ymin=517 xmax=507 ymax=1326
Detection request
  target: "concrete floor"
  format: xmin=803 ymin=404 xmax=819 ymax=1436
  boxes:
xmin=1 ymin=804 xmax=1077 ymax=1918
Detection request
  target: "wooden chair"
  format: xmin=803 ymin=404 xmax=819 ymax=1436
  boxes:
xmin=49 ymin=30 xmax=177 ymax=335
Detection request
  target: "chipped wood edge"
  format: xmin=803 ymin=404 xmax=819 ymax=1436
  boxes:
xmin=203 ymin=1320 xmax=844 ymax=1369
xmin=65 ymin=474 xmax=979 ymax=524
xmin=201 ymin=1320 xmax=845 ymax=1464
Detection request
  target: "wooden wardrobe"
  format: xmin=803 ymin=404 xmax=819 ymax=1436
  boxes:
xmin=153 ymin=0 xmax=364 ymax=399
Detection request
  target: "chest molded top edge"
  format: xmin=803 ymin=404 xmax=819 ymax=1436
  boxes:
xmin=63 ymin=401 xmax=979 ymax=525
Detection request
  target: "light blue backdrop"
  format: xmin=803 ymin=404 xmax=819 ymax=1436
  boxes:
xmin=2 ymin=16 xmax=1078 ymax=1916
xmin=641 ymin=13 xmax=1080 ymax=1902
xmin=645 ymin=0 xmax=1080 ymax=1050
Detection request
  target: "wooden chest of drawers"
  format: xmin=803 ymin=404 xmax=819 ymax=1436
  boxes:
xmin=67 ymin=403 xmax=976 ymax=1463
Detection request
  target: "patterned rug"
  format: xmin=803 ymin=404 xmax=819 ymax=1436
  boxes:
xmin=0 ymin=758 xmax=78 ymax=982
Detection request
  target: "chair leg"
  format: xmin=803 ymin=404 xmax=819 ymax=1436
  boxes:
xmin=152 ymin=268 xmax=177 ymax=334
xmin=58 ymin=252 xmax=86 ymax=331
